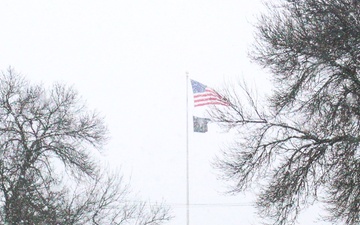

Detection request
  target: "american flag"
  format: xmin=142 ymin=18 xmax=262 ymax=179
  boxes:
xmin=190 ymin=79 xmax=229 ymax=107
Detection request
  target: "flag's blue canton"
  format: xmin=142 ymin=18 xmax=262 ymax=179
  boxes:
xmin=191 ymin=80 xmax=206 ymax=93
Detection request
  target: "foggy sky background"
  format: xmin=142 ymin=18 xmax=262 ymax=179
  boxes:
xmin=0 ymin=1 xmax=325 ymax=224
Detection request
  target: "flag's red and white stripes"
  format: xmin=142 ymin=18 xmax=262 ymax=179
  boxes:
xmin=193 ymin=88 xmax=229 ymax=107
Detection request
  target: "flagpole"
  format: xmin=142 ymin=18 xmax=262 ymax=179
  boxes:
xmin=186 ymin=72 xmax=190 ymax=225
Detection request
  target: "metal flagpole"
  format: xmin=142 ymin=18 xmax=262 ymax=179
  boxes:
xmin=185 ymin=72 xmax=190 ymax=225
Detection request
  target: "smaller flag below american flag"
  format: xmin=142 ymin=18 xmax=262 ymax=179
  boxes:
xmin=193 ymin=116 xmax=211 ymax=133
xmin=190 ymin=79 xmax=229 ymax=107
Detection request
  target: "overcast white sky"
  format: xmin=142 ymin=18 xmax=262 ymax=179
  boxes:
xmin=0 ymin=1 xmax=327 ymax=224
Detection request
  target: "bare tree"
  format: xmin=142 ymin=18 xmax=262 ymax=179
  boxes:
xmin=210 ymin=0 xmax=360 ymax=224
xmin=0 ymin=68 xmax=171 ymax=225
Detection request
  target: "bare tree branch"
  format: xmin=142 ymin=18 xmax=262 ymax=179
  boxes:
xmin=211 ymin=1 xmax=360 ymax=224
